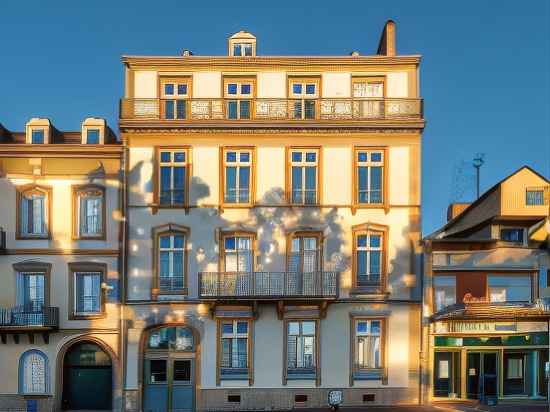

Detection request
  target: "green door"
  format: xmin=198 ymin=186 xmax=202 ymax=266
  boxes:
xmin=62 ymin=342 xmax=112 ymax=410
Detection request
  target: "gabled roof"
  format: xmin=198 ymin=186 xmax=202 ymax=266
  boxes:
xmin=425 ymin=165 xmax=549 ymax=240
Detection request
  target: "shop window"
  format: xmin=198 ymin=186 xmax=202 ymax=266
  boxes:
xmin=433 ymin=276 xmax=456 ymax=311
xmin=488 ymin=275 xmax=531 ymax=303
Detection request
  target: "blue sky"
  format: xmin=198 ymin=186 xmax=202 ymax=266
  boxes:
xmin=1 ymin=0 xmax=549 ymax=234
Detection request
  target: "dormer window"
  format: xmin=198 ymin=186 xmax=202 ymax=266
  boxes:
xmin=233 ymin=43 xmax=253 ymax=56
xmin=500 ymin=227 xmax=524 ymax=243
xmin=31 ymin=130 xmax=45 ymax=144
xmin=86 ymin=129 xmax=100 ymax=144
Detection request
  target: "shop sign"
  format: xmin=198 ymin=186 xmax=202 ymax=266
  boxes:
xmin=435 ymin=321 xmax=548 ymax=335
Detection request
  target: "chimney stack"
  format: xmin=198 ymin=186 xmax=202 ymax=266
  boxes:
xmin=377 ymin=20 xmax=396 ymax=56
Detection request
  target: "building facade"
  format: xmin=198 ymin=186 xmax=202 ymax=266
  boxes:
xmin=120 ymin=21 xmax=424 ymax=411
xmin=421 ymin=166 xmax=550 ymax=404
xmin=0 ymin=118 xmax=124 ymax=411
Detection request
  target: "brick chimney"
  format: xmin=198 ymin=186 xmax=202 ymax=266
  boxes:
xmin=377 ymin=20 xmax=396 ymax=56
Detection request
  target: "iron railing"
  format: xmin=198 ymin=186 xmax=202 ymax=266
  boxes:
xmin=199 ymin=271 xmax=338 ymax=299
xmin=120 ymin=97 xmax=423 ymax=122
xmin=159 ymin=276 xmax=185 ymax=292
xmin=0 ymin=305 xmax=59 ymax=329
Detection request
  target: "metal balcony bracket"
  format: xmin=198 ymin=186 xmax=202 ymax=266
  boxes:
xmin=276 ymin=301 xmax=285 ymax=320
xmin=13 ymin=334 xmax=19 ymax=344
xmin=208 ymin=303 xmax=217 ymax=320
xmin=319 ymin=301 xmax=329 ymax=319
xmin=0 ymin=334 xmax=6 ymax=344
xmin=27 ymin=333 xmax=35 ymax=345
xmin=42 ymin=332 xmax=50 ymax=344
xmin=252 ymin=301 xmax=259 ymax=320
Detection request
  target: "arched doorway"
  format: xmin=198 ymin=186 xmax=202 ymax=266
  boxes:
xmin=143 ymin=326 xmax=197 ymax=412
xmin=62 ymin=341 xmax=112 ymax=410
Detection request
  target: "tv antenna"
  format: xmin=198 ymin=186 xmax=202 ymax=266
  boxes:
xmin=473 ymin=153 xmax=485 ymax=199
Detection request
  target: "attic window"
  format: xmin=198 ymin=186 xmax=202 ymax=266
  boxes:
xmin=500 ymin=228 xmax=524 ymax=243
xmin=233 ymin=43 xmax=253 ymax=56
xmin=86 ymin=129 xmax=100 ymax=144
xmin=526 ymin=188 xmax=547 ymax=206
xmin=31 ymin=130 xmax=44 ymax=144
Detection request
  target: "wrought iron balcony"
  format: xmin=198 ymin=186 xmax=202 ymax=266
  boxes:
xmin=199 ymin=271 xmax=339 ymax=300
xmin=120 ymin=97 xmax=423 ymax=123
xmin=0 ymin=305 xmax=59 ymax=331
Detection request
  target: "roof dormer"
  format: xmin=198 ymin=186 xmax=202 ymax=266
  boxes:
xmin=25 ymin=118 xmax=51 ymax=144
xmin=228 ymin=31 xmax=256 ymax=57
xmin=81 ymin=117 xmax=107 ymax=145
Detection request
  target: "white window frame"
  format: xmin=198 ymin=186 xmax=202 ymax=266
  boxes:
xmin=356 ymin=231 xmax=383 ymax=286
xmin=74 ymin=271 xmax=102 ymax=315
xmin=19 ymin=350 xmax=48 ymax=395
xmin=220 ymin=320 xmax=249 ymax=370
xmin=356 ymin=149 xmax=384 ymax=204
xmin=287 ymin=320 xmax=316 ymax=371
xmin=158 ymin=233 xmax=186 ymax=291
xmin=158 ymin=148 xmax=188 ymax=206
xmin=76 ymin=188 xmax=103 ymax=238
xmin=20 ymin=188 xmax=48 ymax=238
xmin=223 ymin=149 xmax=252 ymax=204
xmin=355 ymin=319 xmax=382 ymax=370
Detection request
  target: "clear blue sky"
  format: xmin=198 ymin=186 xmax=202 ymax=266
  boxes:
xmin=1 ymin=0 xmax=549 ymax=234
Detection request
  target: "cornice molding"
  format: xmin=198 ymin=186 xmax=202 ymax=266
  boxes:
xmin=119 ymin=126 xmax=424 ymax=135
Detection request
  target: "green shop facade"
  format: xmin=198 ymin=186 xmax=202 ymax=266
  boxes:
xmin=430 ymin=317 xmax=549 ymax=401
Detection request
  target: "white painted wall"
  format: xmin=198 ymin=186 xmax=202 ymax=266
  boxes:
xmin=134 ymin=71 xmax=158 ymax=98
xmin=193 ymin=72 xmax=222 ymax=98
xmin=322 ymin=72 xmax=351 ymax=98
xmin=257 ymin=72 xmax=286 ymax=98
xmin=386 ymin=72 xmax=408 ymax=98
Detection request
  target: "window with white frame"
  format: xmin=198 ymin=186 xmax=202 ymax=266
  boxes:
xmin=355 ymin=231 xmax=383 ymax=287
xmin=223 ymin=149 xmax=252 ymax=204
xmin=75 ymin=186 xmax=103 ymax=238
xmin=86 ymin=129 xmax=100 ymax=144
xmin=19 ymin=350 xmax=48 ymax=395
xmin=158 ymin=233 xmax=186 ymax=292
xmin=526 ymin=188 xmax=547 ymax=206
xmin=356 ymin=149 xmax=384 ymax=204
xmin=225 ymin=80 xmax=253 ymax=120
xmin=433 ymin=276 xmax=456 ymax=311
xmin=74 ymin=272 xmax=102 ymax=314
xmin=16 ymin=272 xmax=45 ymax=310
xmin=233 ymin=43 xmax=253 ymax=56
xmin=352 ymin=77 xmax=385 ymax=118
xmin=220 ymin=320 xmax=249 ymax=377
xmin=31 ymin=129 xmax=45 ymax=144
xmin=223 ymin=235 xmax=253 ymax=273
xmin=354 ymin=319 xmax=382 ymax=369
xmin=290 ymin=149 xmax=318 ymax=205
xmin=160 ymin=78 xmax=189 ymax=120
xmin=19 ymin=187 xmax=49 ymax=237
xmin=289 ymin=235 xmax=320 ymax=273
xmin=158 ymin=149 xmax=188 ymax=206
xmin=287 ymin=320 xmax=316 ymax=375
xmin=290 ymin=80 xmax=318 ymax=120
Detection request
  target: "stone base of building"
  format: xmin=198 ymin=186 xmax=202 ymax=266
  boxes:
xmin=0 ymin=395 xmax=54 ymax=412
xmin=123 ymin=387 xmax=418 ymax=412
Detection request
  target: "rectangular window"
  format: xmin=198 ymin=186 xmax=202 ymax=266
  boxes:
xmin=288 ymin=235 xmax=320 ymax=273
xmin=86 ymin=129 xmax=100 ymax=144
xmin=500 ymin=228 xmax=524 ymax=243
xmin=526 ymin=188 xmax=547 ymax=206
xmin=289 ymin=79 xmax=319 ymax=120
xmin=74 ymin=272 xmax=101 ymax=314
xmin=160 ymin=78 xmax=190 ymax=120
xmin=355 ymin=319 xmax=382 ymax=369
xmin=355 ymin=149 xmax=385 ymax=205
xmin=224 ymin=79 xmax=253 ymax=120
xmin=75 ymin=186 xmax=104 ymax=238
xmin=220 ymin=320 xmax=250 ymax=379
xmin=148 ymin=359 xmax=167 ymax=383
xmin=31 ymin=130 xmax=45 ymax=144
xmin=355 ymin=231 xmax=383 ymax=288
xmin=287 ymin=320 xmax=316 ymax=377
xmin=158 ymin=148 xmax=188 ymax=206
xmin=289 ymin=148 xmax=319 ymax=205
xmin=17 ymin=272 xmax=45 ymax=310
xmin=352 ymin=77 xmax=385 ymax=118
xmin=223 ymin=235 xmax=253 ymax=273
xmin=223 ymin=149 xmax=252 ymax=204
xmin=232 ymin=43 xmax=253 ymax=56
xmin=433 ymin=276 xmax=456 ymax=311
xmin=159 ymin=233 xmax=186 ymax=292
xmin=488 ymin=275 xmax=531 ymax=303
xmin=19 ymin=187 xmax=49 ymax=238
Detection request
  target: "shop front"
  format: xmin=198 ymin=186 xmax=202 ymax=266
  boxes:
xmin=432 ymin=320 xmax=549 ymax=401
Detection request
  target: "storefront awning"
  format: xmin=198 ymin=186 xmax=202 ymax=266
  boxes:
xmin=431 ymin=299 xmax=550 ymax=322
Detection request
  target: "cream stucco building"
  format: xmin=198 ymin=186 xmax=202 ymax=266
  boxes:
xmin=120 ymin=21 xmax=424 ymax=411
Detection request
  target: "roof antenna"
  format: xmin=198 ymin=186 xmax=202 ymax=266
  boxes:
xmin=473 ymin=153 xmax=485 ymax=199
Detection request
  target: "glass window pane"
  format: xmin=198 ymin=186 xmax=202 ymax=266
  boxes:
xmin=358 ymin=167 xmax=368 ymax=203
xmin=164 ymin=100 xmax=174 ymax=119
xmin=233 ymin=44 xmax=242 ymax=56
xmin=174 ymin=152 xmax=186 ymax=162
xmin=226 ymin=151 xmax=237 ymax=162
xmin=291 ymin=152 xmax=302 ymax=162
xmin=224 ymin=237 xmax=236 ymax=251
xmin=357 ymin=235 xmax=367 ymax=248
xmin=174 ymin=327 xmax=193 ymax=350
xmin=164 ymin=83 xmax=174 ymax=95
xmin=243 ymin=44 xmax=252 ymax=56
xmin=370 ymin=251 xmax=381 ymax=275
xmin=225 ymin=167 xmax=237 ymax=202
xmin=240 ymin=152 xmax=250 ymax=162
xmin=370 ymin=235 xmax=381 ymax=248
xmin=292 ymin=84 xmax=302 ymax=94
xmin=149 ymin=359 xmax=167 ymax=383
xmin=173 ymin=235 xmax=185 ymax=249
xmin=371 ymin=152 xmax=382 ymax=162
xmin=304 ymin=100 xmax=316 ymax=119
xmin=357 ymin=250 xmax=367 ymax=275
xmin=357 ymin=321 xmax=368 ymax=333
xmin=239 ymin=167 xmax=250 ymax=202
xmin=173 ymin=360 xmax=191 ymax=382
xmin=237 ymin=321 xmax=248 ymax=334
xmin=305 ymin=84 xmax=316 ymax=94
xmin=241 ymin=84 xmax=251 ymax=95
xmin=227 ymin=83 xmax=238 ymax=95
xmin=177 ymin=84 xmax=187 ymax=95
xmin=176 ymin=100 xmax=186 ymax=119
xmin=160 ymin=235 xmax=171 ymax=248
xmin=222 ymin=323 xmax=233 ymax=334
xmin=31 ymin=130 xmax=44 ymax=144
xmin=288 ymin=322 xmax=300 ymax=335
xmin=305 ymin=167 xmax=316 ymax=190
xmin=86 ymin=129 xmax=100 ymax=144
xmin=160 ymin=152 xmax=171 ymax=162
xmin=488 ymin=275 xmax=531 ymax=302
xmin=239 ymin=100 xmax=250 ymax=119
xmin=358 ymin=152 xmax=368 ymax=162
xmin=305 ymin=152 xmax=316 ymax=162
xmin=302 ymin=321 xmax=315 ymax=335
xmin=371 ymin=320 xmax=381 ymax=335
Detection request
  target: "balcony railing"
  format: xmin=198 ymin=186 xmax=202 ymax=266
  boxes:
xmin=0 ymin=305 xmax=59 ymax=330
xmin=120 ymin=98 xmax=423 ymax=122
xmin=199 ymin=271 xmax=339 ymax=299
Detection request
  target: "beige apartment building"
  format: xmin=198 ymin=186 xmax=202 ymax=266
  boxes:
xmin=422 ymin=167 xmax=550 ymax=404
xmin=120 ymin=21 xmax=424 ymax=411
xmin=0 ymin=118 xmax=124 ymax=411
